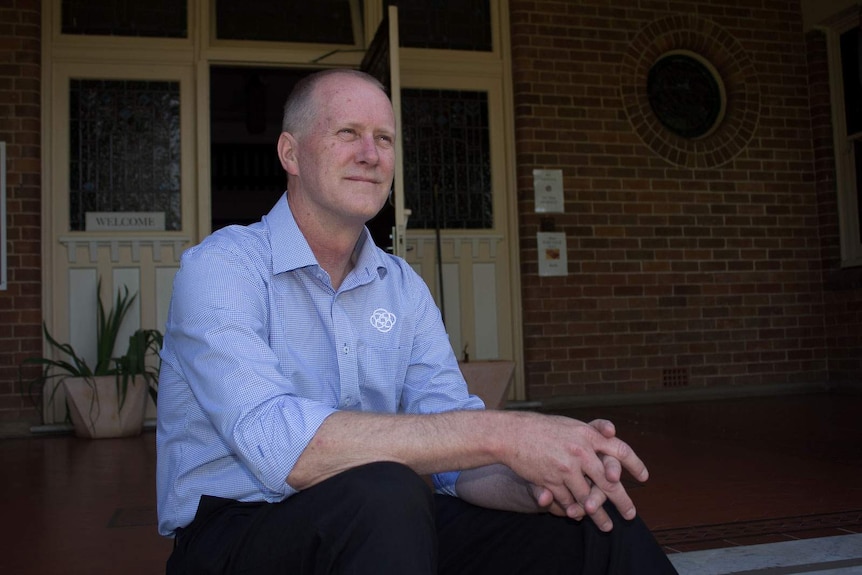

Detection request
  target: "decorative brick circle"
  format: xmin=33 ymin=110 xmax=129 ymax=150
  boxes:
xmin=621 ymin=15 xmax=760 ymax=169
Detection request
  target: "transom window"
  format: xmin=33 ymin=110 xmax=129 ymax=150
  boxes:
xmin=385 ymin=0 xmax=492 ymax=51
xmin=214 ymin=0 xmax=363 ymax=45
xmin=61 ymin=0 xmax=187 ymax=38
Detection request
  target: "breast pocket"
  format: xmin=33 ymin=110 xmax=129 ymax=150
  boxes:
xmin=356 ymin=340 xmax=408 ymax=412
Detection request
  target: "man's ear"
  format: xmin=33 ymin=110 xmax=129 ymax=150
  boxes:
xmin=277 ymin=132 xmax=300 ymax=176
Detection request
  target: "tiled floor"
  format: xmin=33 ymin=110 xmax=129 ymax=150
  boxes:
xmin=550 ymin=391 xmax=862 ymax=553
xmin=0 ymin=390 xmax=860 ymax=574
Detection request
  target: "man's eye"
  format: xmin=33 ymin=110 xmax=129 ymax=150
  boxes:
xmin=338 ymin=128 xmax=357 ymax=138
xmin=377 ymin=135 xmax=393 ymax=147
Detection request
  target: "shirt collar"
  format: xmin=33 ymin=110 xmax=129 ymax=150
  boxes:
xmin=266 ymin=193 xmax=387 ymax=282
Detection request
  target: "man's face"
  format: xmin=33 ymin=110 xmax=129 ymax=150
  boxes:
xmin=287 ymin=75 xmax=396 ymax=229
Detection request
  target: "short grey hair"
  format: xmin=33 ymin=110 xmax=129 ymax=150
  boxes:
xmin=281 ymin=69 xmax=388 ymax=135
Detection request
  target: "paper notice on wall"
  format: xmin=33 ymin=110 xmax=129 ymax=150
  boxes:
xmin=537 ymin=232 xmax=568 ymax=277
xmin=533 ymin=169 xmax=564 ymax=213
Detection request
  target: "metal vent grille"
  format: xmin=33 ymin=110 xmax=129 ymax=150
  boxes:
xmin=662 ymin=368 xmax=690 ymax=388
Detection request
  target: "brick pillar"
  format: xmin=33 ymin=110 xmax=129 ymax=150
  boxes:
xmin=0 ymin=0 xmax=42 ymax=424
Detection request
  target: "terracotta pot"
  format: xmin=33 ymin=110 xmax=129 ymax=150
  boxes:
xmin=62 ymin=375 xmax=148 ymax=439
xmin=458 ymin=360 xmax=515 ymax=410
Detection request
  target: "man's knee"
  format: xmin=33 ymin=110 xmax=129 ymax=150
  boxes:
xmin=336 ymin=461 xmax=434 ymax=523
xmin=323 ymin=462 xmax=437 ymax=572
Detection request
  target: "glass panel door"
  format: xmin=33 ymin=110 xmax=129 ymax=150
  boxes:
xmin=44 ymin=62 xmax=195 ymax=423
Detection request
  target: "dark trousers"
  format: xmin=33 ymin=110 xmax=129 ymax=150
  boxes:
xmin=167 ymin=462 xmax=678 ymax=575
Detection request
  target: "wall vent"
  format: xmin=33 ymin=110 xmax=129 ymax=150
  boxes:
xmin=662 ymin=368 xmax=690 ymax=388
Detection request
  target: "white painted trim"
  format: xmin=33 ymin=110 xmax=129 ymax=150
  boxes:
xmin=473 ymin=262 xmax=499 ymax=359
xmin=819 ymin=13 xmax=862 ymax=267
xmin=68 ymin=268 xmax=98 ymax=369
xmin=442 ymin=262 xmax=462 ymax=356
xmin=58 ymin=236 xmax=191 ymax=264
xmin=112 ymin=267 xmax=142 ymax=357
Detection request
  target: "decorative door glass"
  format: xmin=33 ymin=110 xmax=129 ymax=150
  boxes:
xmin=401 ymin=88 xmax=492 ymax=230
xmin=69 ymin=79 xmax=182 ymax=231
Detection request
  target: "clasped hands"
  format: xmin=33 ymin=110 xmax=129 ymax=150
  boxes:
xmin=511 ymin=414 xmax=648 ymax=532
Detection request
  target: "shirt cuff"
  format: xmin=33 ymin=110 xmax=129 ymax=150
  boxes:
xmin=432 ymin=470 xmax=461 ymax=497
xmin=239 ymin=399 xmax=337 ymax=497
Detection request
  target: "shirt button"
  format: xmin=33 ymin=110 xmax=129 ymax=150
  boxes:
xmin=343 ymin=344 xmax=349 ymax=354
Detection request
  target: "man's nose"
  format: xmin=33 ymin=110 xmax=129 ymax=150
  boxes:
xmin=356 ymin=134 xmax=380 ymax=164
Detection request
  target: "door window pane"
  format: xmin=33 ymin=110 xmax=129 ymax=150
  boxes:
xmin=69 ymin=79 xmax=182 ymax=231
xmin=840 ymin=27 xmax=862 ymax=136
xmin=386 ymin=0 xmax=491 ymax=51
xmin=401 ymin=89 xmax=492 ymax=230
xmin=855 ymin=142 xmax=862 ymax=244
xmin=215 ymin=0 xmax=362 ymax=45
xmin=61 ymin=0 xmax=187 ymax=38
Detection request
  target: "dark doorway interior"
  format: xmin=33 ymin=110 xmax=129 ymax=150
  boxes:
xmin=209 ymin=66 xmax=315 ymax=230
xmin=208 ymin=65 xmax=395 ymax=252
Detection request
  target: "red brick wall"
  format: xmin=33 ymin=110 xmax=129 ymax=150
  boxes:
xmin=510 ymin=0 xmax=839 ymax=400
xmin=1 ymin=1 xmax=860 ymax=424
xmin=0 ymin=0 xmax=42 ymax=424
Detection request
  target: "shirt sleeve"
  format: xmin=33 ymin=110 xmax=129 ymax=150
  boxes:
xmin=163 ymin=239 xmax=335 ymax=497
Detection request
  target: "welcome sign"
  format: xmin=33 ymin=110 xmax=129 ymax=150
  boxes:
xmin=85 ymin=212 xmax=166 ymax=231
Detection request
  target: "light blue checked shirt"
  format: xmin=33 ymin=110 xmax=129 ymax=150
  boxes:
xmin=156 ymin=194 xmax=484 ymax=536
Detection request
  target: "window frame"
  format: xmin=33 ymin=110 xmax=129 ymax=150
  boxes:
xmin=50 ymin=62 xmax=196 ymax=237
xmin=202 ymin=0 xmax=369 ymax=68
xmin=51 ymin=0 xmax=195 ymax=53
xmin=825 ymin=12 xmax=862 ymax=267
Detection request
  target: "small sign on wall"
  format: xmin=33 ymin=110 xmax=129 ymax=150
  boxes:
xmin=533 ymin=169 xmax=565 ymax=213
xmin=537 ymin=231 xmax=568 ymax=277
xmin=85 ymin=212 xmax=166 ymax=231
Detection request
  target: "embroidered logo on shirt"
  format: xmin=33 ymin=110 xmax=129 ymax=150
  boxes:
xmin=370 ymin=308 xmax=397 ymax=333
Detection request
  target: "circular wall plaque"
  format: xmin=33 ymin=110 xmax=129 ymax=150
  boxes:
xmin=647 ymin=52 xmax=725 ymax=139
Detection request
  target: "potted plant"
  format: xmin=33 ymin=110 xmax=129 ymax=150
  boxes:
xmin=20 ymin=280 xmax=162 ymax=438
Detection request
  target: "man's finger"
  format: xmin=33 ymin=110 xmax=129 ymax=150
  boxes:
xmin=581 ymin=500 xmax=613 ymax=531
xmin=546 ymin=481 xmax=579 ymax=511
xmin=531 ymin=484 xmax=554 ymax=508
xmin=589 ymin=418 xmax=616 ymax=438
xmin=600 ymin=453 xmax=622 ymax=483
xmin=595 ymin=472 xmax=638 ymax=520
xmin=600 ymin=436 xmax=649 ymax=483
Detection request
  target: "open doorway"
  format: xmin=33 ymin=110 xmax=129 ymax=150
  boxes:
xmin=209 ymin=66 xmax=314 ymax=230
xmin=208 ymin=64 xmax=395 ymax=251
